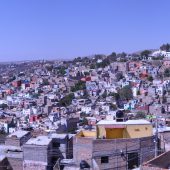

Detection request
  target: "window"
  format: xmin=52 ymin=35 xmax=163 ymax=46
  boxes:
xmin=101 ymin=156 xmax=109 ymax=164
xmin=128 ymin=152 xmax=139 ymax=169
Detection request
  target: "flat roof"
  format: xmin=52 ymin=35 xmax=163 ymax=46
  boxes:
xmin=50 ymin=133 xmax=67 ymax=139
xmin=24 ymin=160 xmax=47 ymax=166
xmin=8 ymin=130 xmax=29 ymax=138
xmin=60 ymin=159 xmax=75 ymax=165
xmin=97 ymin=119 xmax=151 ymax=125
xmin=26 ymin=136 xmax=52 ymax=146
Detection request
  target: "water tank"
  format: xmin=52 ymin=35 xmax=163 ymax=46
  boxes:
xmin=116 ymin=110 xmax=124 ymax=118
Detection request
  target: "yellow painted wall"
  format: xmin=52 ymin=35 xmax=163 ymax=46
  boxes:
xmin=125 ymin=125 xmax=152 ymax=138
xmin=76 ymin=130 xmax=96 ymax=138
xmin=97 ymin=124 xmax=153 ymax=139
xmin=97 ymin=125 xmax=125 ymax=139
xmin=82 ymin=131 xmax=96 ymax=137
xmin=106 ymin=128 xmax=124 ymax=139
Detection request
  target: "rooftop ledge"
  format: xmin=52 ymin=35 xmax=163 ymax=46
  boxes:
xmin=76 ymin=130 xmax=96 ymax=138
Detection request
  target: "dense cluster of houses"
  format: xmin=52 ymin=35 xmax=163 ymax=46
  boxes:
xmin=0 ymin=48 xmax=170 ymax=169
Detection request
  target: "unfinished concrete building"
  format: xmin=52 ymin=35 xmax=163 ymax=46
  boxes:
xmin=23 ymin=136 xmax=56 ymax=170
xmin=23 ymin=133 xmax=74 ymax=170
xmin=59 ymin=120 xmax=156 ymax=170
xmin=4 ymin=130 xmax=31 ymax=170
xmin=5 ymin=130 xmax=31 ymax=147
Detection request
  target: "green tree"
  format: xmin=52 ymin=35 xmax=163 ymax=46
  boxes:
xmin=90 ymin=64 xmax=95 ymax=69
xmin=160 ymin=43 xmax=170 ymax=52
xmin=59 ymin=93 xmax=75 ymax=107
xmin=117 ymin=52 xmax=127 ymax=58
xmin=164 ymin=68 xmax=170 ymax=77
xmin=147 ymin=76 xmax=153 ymax=82
xmin=134 ymin=111 xmax=146 ymax=119
xmin=96 ymin=58 xmax=110 ymax=68
xmin=94 ymin=54 xmax=104 ymax=61
xmin=73 ymin=57 xmax=82 ymax=63
xmin=109 ymin=92 xmax=120 ymax=101
xmin=55 ymin=66 xmax=66 ymax=76
xmin=46 ymin=65 xmax=53 ymax=72
xmin=115 ymin=72 xmax=124 ymax=81
xmin=71 ymin=81 xmax=86 ymax=92
xmin=107 ymin=52 xmax=117 ymax=62
xmin=110 ymin=103 xmax=117 ymax=111
xmin=42 ymin=79 xmax=49 ymax=86
xmin=32 ymin=93 xmax=40 ymax=99
xmin=118 ymin=85 xmax=133 ymax=101
xmin=141 ymin=50 xmax=151 ymax=57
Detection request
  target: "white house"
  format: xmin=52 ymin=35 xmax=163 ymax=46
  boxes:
xmin=81 ymin=106 xmax=92 ymax=114
xmin=156 ymin=84 xmax=164 ymax=96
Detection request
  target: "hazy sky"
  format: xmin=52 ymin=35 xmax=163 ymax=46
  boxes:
xmin=0 ymin=0 xmax=170 ymax=61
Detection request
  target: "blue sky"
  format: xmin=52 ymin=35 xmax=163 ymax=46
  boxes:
xmin=0 ymin=0 xmax=170 ymax=61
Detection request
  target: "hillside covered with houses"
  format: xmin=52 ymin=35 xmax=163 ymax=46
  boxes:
xmin=0 ymin=44 xmax=170 ymax=169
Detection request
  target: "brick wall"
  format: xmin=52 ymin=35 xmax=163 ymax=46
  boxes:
xmin=23 ymin=162 xmax=46 ymax=170
xmin=73 ymin=136 xmax=93 ymax=166
xmin=7 ymin=157 xmax=23 ymax=170
xmin=73 ymin=136 xmax=155 ymax=169
xmin=0 ymin=134 xmax=6 ymax=144
xmin=93 ymin=138 xmax=139 ymax=170
xmin=142 ymin=166 xmax=167 ymax=170
xmin=5 ymin=137 xmax=21 ymax=147
xmin=5 ymin=132 xmax=31 ymax=147
xmin=23 ymin=145 xmax=48 ymax=163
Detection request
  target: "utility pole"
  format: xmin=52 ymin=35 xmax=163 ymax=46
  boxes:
xmin=140 ymin=139 xmax=142 ymax=170
xmin=155 ymin=111 xmax=158 ymax=157
xmin=126 ymin=143 xmax=128 ymax=170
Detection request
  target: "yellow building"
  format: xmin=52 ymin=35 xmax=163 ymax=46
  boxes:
xmin=73 ymin=119 xmax=154 ymax=170
xmin=96 ymin=119 xmax=153 ymax=139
